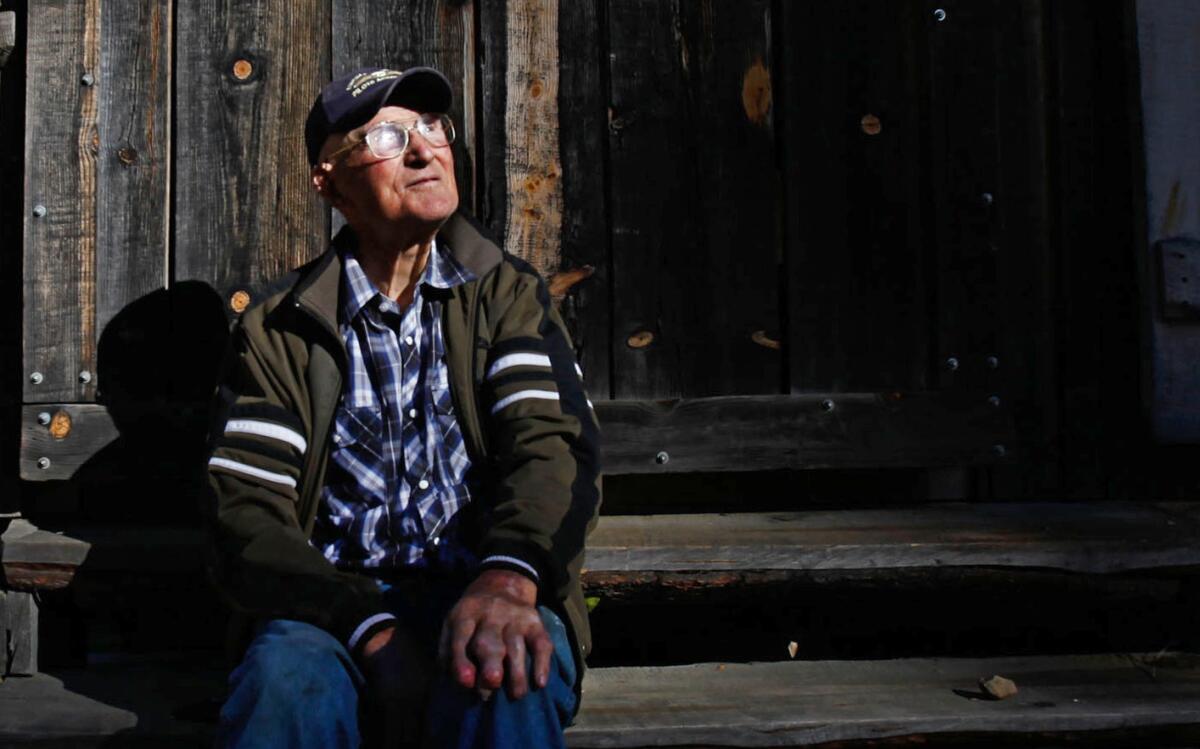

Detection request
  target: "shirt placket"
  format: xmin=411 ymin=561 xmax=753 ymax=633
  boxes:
xmin=398 ymin=289 xmax=432 ymax=555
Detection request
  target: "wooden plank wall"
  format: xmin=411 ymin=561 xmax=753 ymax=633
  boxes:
xmin=6 ymin=0 xmax=1157 ymax=498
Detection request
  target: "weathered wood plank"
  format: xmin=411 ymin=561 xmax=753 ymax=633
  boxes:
xmin=23 ymin=0 xmax=99 ymax=402
xmin=585 ymin=502 xmax=1200 ymax=576
xmin=606 ymin=0 xmax=781 ymax=398
xmin=497 ymin=0 xmax=561 ymax=278
xmin=780 ymin=0 xmax=928 ymax=393
xmin=331 ymin=0 xmax=476 ymax=213
xmin=557 ymin=0 xmax=610 ymax=398
xmin=3 ymin=653 xmax=1200 ymax=746
xmin=0 ymin=11 xmax=14 ymax=67
xmin=174 ymin=0 xmax=330 ymax=309
xmin=597 ymin=392 xmax=1012 ymax=474
xmin=95 ymin=0 xmax=170 ymax=352
xmin=568 ymin=653 xmax=1200 ymax=747
xmin=1 ymin=590 xmax=38 ymax=676
xmin=19 ymin=404 xmax=119 ymax=481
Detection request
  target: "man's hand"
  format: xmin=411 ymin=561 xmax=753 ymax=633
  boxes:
xmin=438 ymin=569 xmax=552 ymax=701
xmin=360 ymin=624 xmax=433 ymax=746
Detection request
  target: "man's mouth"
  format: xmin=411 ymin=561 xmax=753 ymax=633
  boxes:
xmin=408 ymin=176 xmax=439 ymax=187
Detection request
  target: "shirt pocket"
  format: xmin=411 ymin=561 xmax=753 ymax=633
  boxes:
xmin=333 ymin=405 xmax=385 ymax=462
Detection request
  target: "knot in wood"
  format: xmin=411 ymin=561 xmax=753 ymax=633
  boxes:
xmin=232 ymin=59 xmax=254 ymax=81
xmin=49 ymin=411 xmax=72 ymax=440
xmin=861 ymin=114 xmax=882 ymax=135
xmin=627 ymin=330 xmax=654 ymax=349
xmin=117 ymin=147 xmax=138 ymax=166
xmin=230 ymin=290 xmax=251 ymax=313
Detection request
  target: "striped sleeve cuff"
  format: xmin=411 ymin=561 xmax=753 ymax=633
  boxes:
xmin=347 ymin=612 xmax=398 ymax=654
xmin=479 ymin=554 xmax=541 ymax=584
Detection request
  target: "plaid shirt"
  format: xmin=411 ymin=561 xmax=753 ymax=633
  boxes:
xmin=312 ymin=239 xmax=477 ymax=573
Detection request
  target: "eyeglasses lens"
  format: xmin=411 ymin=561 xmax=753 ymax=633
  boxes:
xmin=364 ymin=114 xmax=455 ymax=159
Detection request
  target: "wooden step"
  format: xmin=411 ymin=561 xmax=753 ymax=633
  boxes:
xmin=2 ymin=652 xmax=1199 ymax=747
xmin=586 ymin=501 xmax=1200 ymax=578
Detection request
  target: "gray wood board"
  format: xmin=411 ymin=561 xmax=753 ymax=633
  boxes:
xmin=19 ymin=404 xmax=118 ymax=480
xmin=596 ymin=392 xmax=1013 ymax=474
xmin=605 ymin=0 xmax=781 ymax=398
xmin=567 ymin=652 xmax=1200 ymax=748
xmin=331 ymin=0 xmax=476 ymax=213
xmin=584 ymin=502 xmax=1200 ymax=575
xmin=23 ymin=0 xmax=97 ymax=402
xmin=173 ymin=0 xmax=330 ymax=309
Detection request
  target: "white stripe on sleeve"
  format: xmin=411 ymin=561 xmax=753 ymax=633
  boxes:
xmin=481 ymin=555 xmax=541 ymax=581
xmin=208 ymin=457 xmax=297 ymax=489
xmin=490 ymin=389 xmax=559 ymax=415
xmin=225 ymin=419 xmax=308 ymax=454
xmin=347 ymin=612 xmax=398 ymax=651
xmin=486 ymin=353 xmax=552 ymax=379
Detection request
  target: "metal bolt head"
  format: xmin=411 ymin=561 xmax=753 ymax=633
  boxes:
xmin=986 ymin=356 xmax=1000 ymax=369
xmin=945 ymin=357 xmax=960 ymax=372
xmin=37 ymin=412 xmax=51 ymax=426
xmin=981 ymin=192 xmax=994 ymax=206
xmin=992 ymin=444 xmax=1007 ymax=458
xmin=37 ymin=457 xmax=51 ymax=470
xmin=29 ymin=371 xmax=44 ymax=385
xmin=987 ymin=395 xmax=1001 ymax=408
xmin=820 ymin=399 xmax=836 ymax=412
xmin=79 ymin=370 xmax=93 ymax=384
xmin=655 ymin=451 xmax=670 ymax=465
xmin=933 ymin=8 xmax=947 ymax=22
xmin=81 ymin=72 xmax=95 ymax=87
xmin=32 ymin=204 xmax=47 ymax=218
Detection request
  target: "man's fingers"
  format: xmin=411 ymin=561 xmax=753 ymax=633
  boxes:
xmin=530 ymin=627 xmax=554 ymax=690
xmin=449 ymin=617 xmax=478 ymax=689
xmin=469 ymin=627 xmax=506 ymax=692
xmin=503 ymin=633 xmax=529 ymax=700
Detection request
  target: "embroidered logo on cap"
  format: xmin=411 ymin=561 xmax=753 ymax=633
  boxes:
xmin=346 ymin=69 xmax=404 ymax=97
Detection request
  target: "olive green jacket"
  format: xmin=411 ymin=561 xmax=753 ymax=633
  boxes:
xmin=205 ymin=213 xmax=601 ymax=678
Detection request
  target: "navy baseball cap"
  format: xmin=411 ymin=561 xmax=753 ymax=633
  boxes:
xmin=304 ymin=66 xmax=453 ymax=166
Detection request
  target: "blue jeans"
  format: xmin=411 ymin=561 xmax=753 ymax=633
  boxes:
xmin=215 ymin=581 xmax=578 ymax=749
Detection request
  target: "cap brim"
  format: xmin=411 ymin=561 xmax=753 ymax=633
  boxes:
xmin=381 ymin=67 xmax=454 ymax=113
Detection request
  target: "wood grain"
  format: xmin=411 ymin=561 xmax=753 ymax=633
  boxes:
xmin=585 ymin=502 xmax=1200 ymax=576
xmin=19 ymin=404 xmax=118 ymax=480
xmin=557 ymin=0 xmax=611 ymax=399
xmin=596 ymin=392 xmax=1013 ymax=474
xmin=568 ymin=653 xmax=1200 ymax=747
xmin=174 ymin=0 xmax=330 ymax=307
xmin=95 ymin=0 xmax=170 ymax=350
xmin=499 ymin=0 xmax=561 ymax=278
xmin=23 ymin=0 xmax=98 ymax=402
xmin=606 ymin=0 xmax=781 ymax=398
xmin=331 ymin=0 xmax=477 ymax=212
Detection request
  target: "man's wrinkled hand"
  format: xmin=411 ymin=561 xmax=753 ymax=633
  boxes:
xmin=437 ymin=569 xmax=553 ymax=701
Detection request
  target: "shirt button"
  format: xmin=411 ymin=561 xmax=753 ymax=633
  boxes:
xmin=404 ymin=335 xmax=415 ymax=346
xmin=418 ymin=479 xmax=430 ymax=490
xmin=430 ymin=536 xmax=440 ymax=547
xmin=408 ymin=408 xmax=418 ymax=419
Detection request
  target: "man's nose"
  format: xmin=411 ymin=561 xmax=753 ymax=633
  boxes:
xmin=405 ymin=132 xmax=436 ymax=164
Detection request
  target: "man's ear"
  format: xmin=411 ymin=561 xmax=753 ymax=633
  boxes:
xmin=311 ymin=163 xmax=341 ymax=204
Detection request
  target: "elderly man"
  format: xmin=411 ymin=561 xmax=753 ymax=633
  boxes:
xmin=206 ymin=66 xmax=600 ymax=748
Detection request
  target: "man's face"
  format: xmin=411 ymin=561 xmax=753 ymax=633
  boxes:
xmin=313 ymin=104 xmax=459 ymax=232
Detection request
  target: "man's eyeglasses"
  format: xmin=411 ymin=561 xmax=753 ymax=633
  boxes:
xmin=325 ymin=113 xmax=455 ymax=164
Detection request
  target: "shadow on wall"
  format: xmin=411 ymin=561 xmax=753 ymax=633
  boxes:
xmin=24 ymin=281 xmax=231 ymax=526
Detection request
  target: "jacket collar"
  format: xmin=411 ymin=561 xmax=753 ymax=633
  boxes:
xmin=292 ymin=211 xmax=504 ymax=333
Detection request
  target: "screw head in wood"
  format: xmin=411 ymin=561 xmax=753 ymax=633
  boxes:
xmin=860 ymin=114 xmax=882 ymax=136
xmin=992 ymin=444 xmax=1007 ymax=457
xmin=37 ymin=457 xmax=51 ymax=470
xmin=78 ymin=370 xmax=92 ymax=384
xmin=230 ymin=290 xmax=251 ymax=313
xmin=32 ymin=204 xmax=46 ymax=218
xmin=988 ymin=395 xmax=1001 ymax=408
xmin=655 ymin=451 xmax=670 ymax=465
xmin=81 ymin=72 xmax=95 ymax=87
xmin=232 ymin=59 xmax=253 ymax=80
xmin=821 ymin=399 xmax=836 ymax=412
xmin=37 ymin=412 xmax=51 ymax=426
xmin=933 ymin=8 xmax=947 ymax=22
xmin=945 ymin=357 xmax=959 ymax=372
xmin=29 ymin=371 xmax=43 ymax=385
xmin=986 ymin=356 xmax=999 ymax=369
xmin=981 ymin=192 xmax=994 ymax=206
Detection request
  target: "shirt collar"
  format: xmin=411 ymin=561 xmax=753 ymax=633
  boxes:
xmin=339 ymin=238 xmax=475 ymax=324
